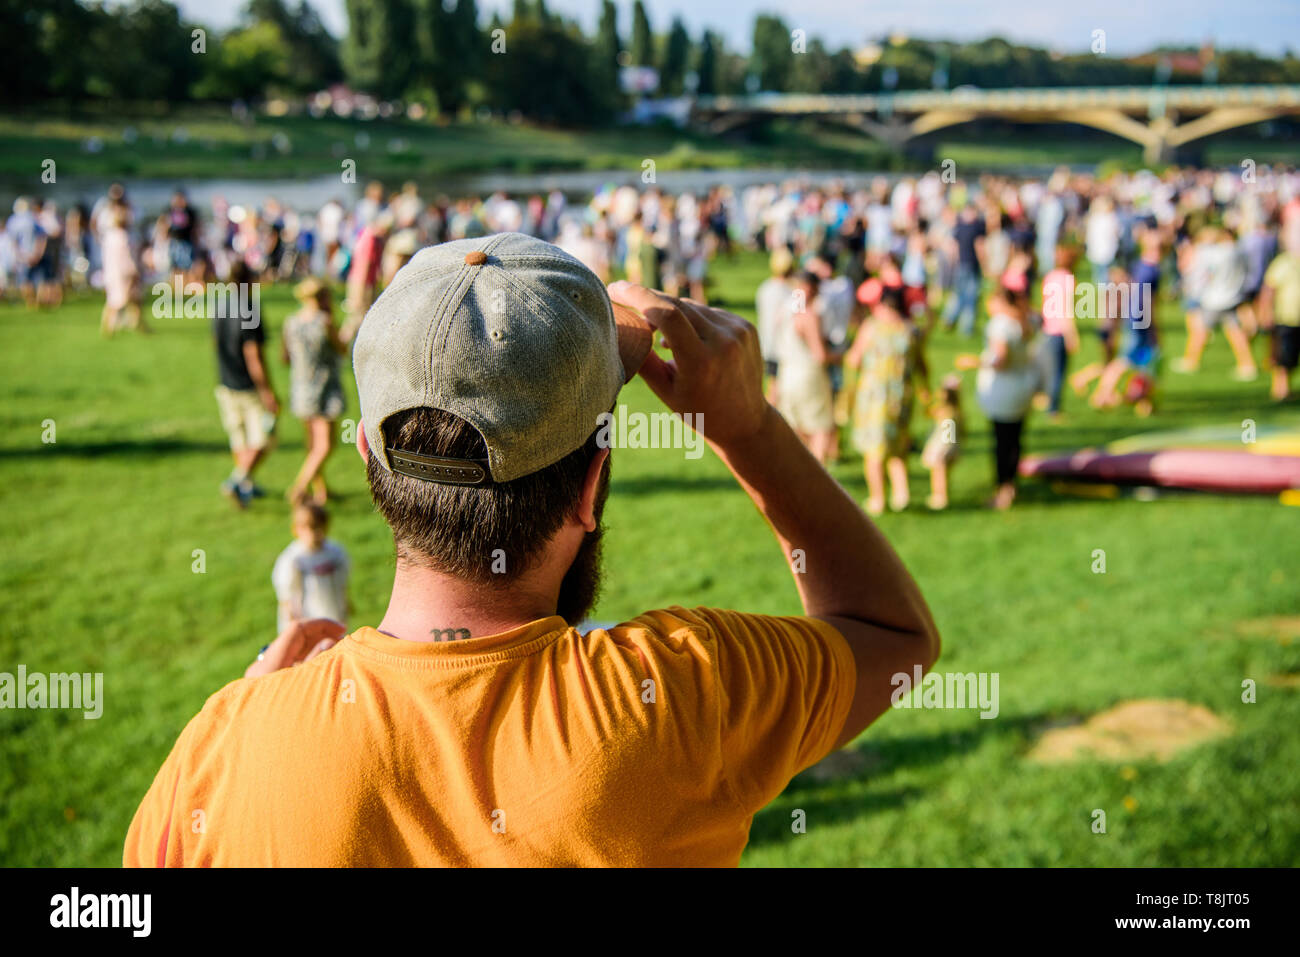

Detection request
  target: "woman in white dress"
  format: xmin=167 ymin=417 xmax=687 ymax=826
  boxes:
xmin=100 ymin=205 xmax=147 ymax=336
xmin=776 ymin=272 xmax=836 ymax=465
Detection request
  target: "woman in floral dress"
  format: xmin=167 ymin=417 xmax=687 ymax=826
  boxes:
xmin=848 ymin=284 xmax=929 ymax=515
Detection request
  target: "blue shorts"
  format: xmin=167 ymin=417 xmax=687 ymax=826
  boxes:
xmin=1124 ymin=342 xmax=1158 ymax=370
xmin=169 ymin=240 xmax=194 ymax=271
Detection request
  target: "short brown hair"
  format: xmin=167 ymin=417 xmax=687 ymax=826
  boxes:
xmin=366 ymin=407 xmax=607 ymax=583
xmin=293 ymin=502 xmax=329 ymax=531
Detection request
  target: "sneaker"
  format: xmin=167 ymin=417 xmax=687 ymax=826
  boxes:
xmin=220 ymin=477 xmax=248 ymax=510
xmin=1231 ymin=367 xmax=1259 ymax=382
xmin=1171 ymin=358 xmax=1198 ymax=374
xmin=240 ymin=480 xmax=267 ymax=499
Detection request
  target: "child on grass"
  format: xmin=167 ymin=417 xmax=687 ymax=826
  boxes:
xmin=271 ymin=503 xmax=350 ymax=633
xmin=1090 ymin=225 xmax=1162 ymax=417
xmin=920 ymin=374 xmax=964 ymax=510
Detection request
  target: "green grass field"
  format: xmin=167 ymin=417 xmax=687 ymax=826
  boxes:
xmin=2 ymin=252 xmax=1298 ymax=867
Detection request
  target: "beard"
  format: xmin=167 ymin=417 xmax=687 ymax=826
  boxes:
xmin=555 ymin=522 xmax=604 ymax=626
xmin=555 ymin=459 xmax=610 ymax=626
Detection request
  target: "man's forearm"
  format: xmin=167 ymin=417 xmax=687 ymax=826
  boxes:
xmin=712 ymin=406 xmax=938 ymax=647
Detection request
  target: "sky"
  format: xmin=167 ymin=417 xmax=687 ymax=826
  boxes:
xmin=172 ymin=0 xmax=1300 ymax=58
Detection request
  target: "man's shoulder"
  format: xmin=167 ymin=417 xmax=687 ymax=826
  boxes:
xmin=597 ymin=606 xmax=844 ymax=659
xmin=187 ymin=647 xmax=344 ymax=738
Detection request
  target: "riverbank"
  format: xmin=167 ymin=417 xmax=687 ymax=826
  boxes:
xmin=5 ymin=107 xmax=1297 ymax=188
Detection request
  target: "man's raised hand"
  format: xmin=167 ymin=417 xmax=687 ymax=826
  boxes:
xmin=607 ymin=281 xmax=771 ymax=450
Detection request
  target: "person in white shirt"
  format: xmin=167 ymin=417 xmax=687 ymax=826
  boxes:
xmin=557 ymin=218 xmax=610 ymax=284
xmin=957 ymin=282 xmax=1039 ymax=511
xmin=317 ymin=198 xmax=345 ymax=273
xmin=755 ymin=247 xmax=796 ymax=403
xmin=1175 ymin=226 xmax=1258 ymax=380
xmin=272 ymin=503 xmax=351 ymax=633
xmin=1085 ymin=195 xmax=1121 ymax=285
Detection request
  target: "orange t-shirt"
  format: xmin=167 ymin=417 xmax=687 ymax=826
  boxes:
xmin=123 ymin=606 xmax=855 ymax=867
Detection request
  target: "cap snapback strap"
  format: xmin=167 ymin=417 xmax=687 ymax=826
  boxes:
xmin=388 ymin=448 xmax=493 ymax=486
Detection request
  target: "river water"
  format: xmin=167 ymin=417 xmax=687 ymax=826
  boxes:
xmin=1 ymin=163 xmax=1071 ymax=218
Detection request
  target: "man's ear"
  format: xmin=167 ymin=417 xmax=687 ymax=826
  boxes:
xmin=356 ymin=422 xmax=370 ymax=465
xmin=576 ymin=447 xmax=610 ymax=533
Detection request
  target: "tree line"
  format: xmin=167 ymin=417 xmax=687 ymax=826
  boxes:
xmin=6 ymin=0 xmax=1300 ymax=124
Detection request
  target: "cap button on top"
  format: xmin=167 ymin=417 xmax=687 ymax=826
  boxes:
xmin=465 ymin=250 xmax=488 ymax=266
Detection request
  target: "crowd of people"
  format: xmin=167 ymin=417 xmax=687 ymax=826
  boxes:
xmin=5 ymin=162 xmax=1300 ymax=526
xmin=747 ymin=165 xmax=1300 ymax=510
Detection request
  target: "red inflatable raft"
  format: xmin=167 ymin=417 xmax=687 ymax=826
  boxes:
xmin=1019 ymin=448 xmax=1300 ymax=495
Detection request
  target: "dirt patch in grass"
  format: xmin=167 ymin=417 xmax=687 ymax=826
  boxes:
xmin=1028 ymin=699 xmax=1232 ymax=764
xmin=1264 ymin=673 xmax=1300 ymax=689
xmin=1232 ymin=616 xmax=1300 ymax=645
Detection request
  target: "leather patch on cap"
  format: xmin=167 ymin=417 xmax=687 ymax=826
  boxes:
xmin=464 ymin=250 xmax=488 ymax=266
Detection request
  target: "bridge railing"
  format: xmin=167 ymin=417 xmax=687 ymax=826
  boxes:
xmin=694 ymin=85 xmax=1300 ymax=114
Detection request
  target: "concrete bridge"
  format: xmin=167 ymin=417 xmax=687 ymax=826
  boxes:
xmin=691 ymin=85 xmax=1300 ymax=164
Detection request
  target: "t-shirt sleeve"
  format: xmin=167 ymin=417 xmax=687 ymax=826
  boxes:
xmin=688 ymin=607 xmax=857 ymax=813
xmin=271 ymin=549 xmax=300 ymax=605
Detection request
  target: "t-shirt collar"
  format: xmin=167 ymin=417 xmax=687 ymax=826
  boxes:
xmin=344 ymin=616 xmax=570 ymax=666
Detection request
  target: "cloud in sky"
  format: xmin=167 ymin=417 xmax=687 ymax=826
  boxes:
xmin=175 ymin=0 xmax=1298 ymax=57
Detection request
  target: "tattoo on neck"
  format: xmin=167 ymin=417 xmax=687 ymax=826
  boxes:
xmin=430 ymin=627 xmax=472 ymax=642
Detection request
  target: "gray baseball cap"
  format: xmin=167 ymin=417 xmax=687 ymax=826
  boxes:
xmin=353 ymin=232 xmax=653 ymax=485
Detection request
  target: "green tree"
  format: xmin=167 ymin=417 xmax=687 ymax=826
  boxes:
xmin=789 ymin=37 xmax=834 ymax=93
xmin=243 ymin=0 xmax=342 ymax=92
xmin=194 ymin=21 xmax=293 ymax=101
xmin=592 ymin=0 xmax=622 ymax=112
xmin=0 ymin=0 xmax=48 ymax=102
xmin=413 ymin=0 xmax=482 ymax=116
xmin=630 ymin=0 xmax=652 ymax=66
xmin=343 ymin=0 xmax=417 ymax=99
xmin=40 ymin=0 xmax=97 ymax=100
xmin=485 ymin=15 xmax=610 ymax=124
xmin=694 ymin=30 xmax=718 ymax=95
xmin=659 ymin=16 xmax=690 ymax=95
xmin=750 ymin=14 xmax=793 ymax=91
xmin=87 ymin=0 xmax=200 ymax=101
